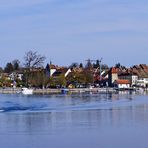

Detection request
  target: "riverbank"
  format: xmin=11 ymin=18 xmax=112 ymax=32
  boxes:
xmin=0 ymin=87 xmax=116 ymax=94
xmin=33 ymin=87 xmax=116 ymax=94
xmin=0 ymin=87 xmax=147 ymax=94
xmin=0 ymin=88 xmax=21 ymax=94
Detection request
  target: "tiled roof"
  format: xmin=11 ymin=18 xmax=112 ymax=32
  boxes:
xmin=50 ymin=64 xmax=57 ymax=69
xmin=140 ymin=64 xmax=148 ymax=69
xmin=111 ymin=67 xmax=118 ymax=74
xmin=115 ymin=79 xmax=130 ymax=84
xmin=129 ymin=64 xmax=148 ymax=78
xmin=52 ymin=68 xmax=70 ymax=77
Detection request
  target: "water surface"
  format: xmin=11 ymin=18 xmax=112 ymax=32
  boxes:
xmin=0 ymin=92 xmax=148 ymax=148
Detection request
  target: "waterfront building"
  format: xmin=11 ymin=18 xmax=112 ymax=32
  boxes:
xmin=118 ymin=71 xmax=138 ymax=86
xmin=136 ymin=77 xmax=148 ymax=87
xmin=114 ymin=79 xmax=131 ymax=89
xmin=108 ymin=67 xmax=119 ymax=87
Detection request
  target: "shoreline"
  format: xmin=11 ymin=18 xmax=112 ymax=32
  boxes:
xmin=0 ymin=87 xmax=116 ymax=94
xmin=34 ymin=87 xmax=116 ymax=94
xmin=0 ymin=87 xmax=146 ymax=94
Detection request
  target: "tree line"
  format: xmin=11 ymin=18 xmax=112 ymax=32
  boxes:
xmin=0 ymin=50 xmax=126 ymax=88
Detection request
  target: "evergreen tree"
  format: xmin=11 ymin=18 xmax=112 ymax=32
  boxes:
xmin=4 ymin=63 xmax=14 ymax=73
xmin=12 ymin=59 xmax=20 ymax=71
xmin=45 ymin=63 xmax=50 ymax=77
xmin=70 ymin=63 xmax=79 ymax=68
xmin=115 ymin=63 xmax=121 ymax=68
xmin=79 ymin=63 xmax=83 ymax=68
xmin=85 ymin=59 xmax=93 ymax=69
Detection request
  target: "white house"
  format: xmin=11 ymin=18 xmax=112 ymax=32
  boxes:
xmin=136 ymin=77 xmax=148 ymax=87
xmin=114 ymin=79 xmax=131 ymax=89
xmin=118 ymin=72 xmax=138 ymax=86
xmin=52 ymin=68 xmax=71 ymax=78
xmin=132 ymin=75 xmax=138 ymax=86
xmin=9 ymin=72 xmax=23 ymax=81
xmin=49 ymin=65 xmax=57 ymax=77
xmin=65 ymin=68 xmax=71 ymax=77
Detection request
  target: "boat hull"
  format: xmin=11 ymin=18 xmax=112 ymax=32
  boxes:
xmin=22 ymin=88 xmax=33 ymax=95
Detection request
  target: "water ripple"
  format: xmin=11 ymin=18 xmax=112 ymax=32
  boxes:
xmin=0 ymin=93 xmax=147 ymax=113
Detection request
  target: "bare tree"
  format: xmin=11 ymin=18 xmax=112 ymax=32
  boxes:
xmin=24 ymin=50 xmax=46 ymax=69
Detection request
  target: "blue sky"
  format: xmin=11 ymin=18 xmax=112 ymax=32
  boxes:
xmin=0 ymin=0 xmax=148 ymax=67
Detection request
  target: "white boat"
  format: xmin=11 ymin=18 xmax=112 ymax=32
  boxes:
xmin=22 ymin=88 xmax=33 ymax=95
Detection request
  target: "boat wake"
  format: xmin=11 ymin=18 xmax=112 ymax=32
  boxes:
xmin=0 ymin=96 xmax=148 ymax=113
xmin=0 ymin=102 xmax=48 ymax=113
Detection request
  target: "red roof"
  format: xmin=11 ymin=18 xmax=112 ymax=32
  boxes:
xmin=115 ymin=79 xmax=130 ymax=84
xmin=111 ymin=67 xmax=118 ymax=74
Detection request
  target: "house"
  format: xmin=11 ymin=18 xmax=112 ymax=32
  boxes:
xmin=52 ymin=67 xmax=71 ymax=78
xmin=114 ymin=79 xmax=131 ymax=89
xmin=131 ymin=64 xmax=148 ymax=87
xmin=108 ymin=67 xmax=119 ymax=87
xmin=45 ymin=63 xmax=72 ymax=78
xmin=136 ymin=77 xmax=148 ymax=87
xmin=118 ymin=71 xmax=138 ymax=86
xmin=132 ymin=64 xmax=148 ymax=77
xmin=94 ymin=70 xmax=109 ymax=87
xmin=9 ymin=72 xmax=23 ymax=81
xmin=139 ymin=64 xmax=148 ymax=70
xmin=49 ymin=64 xmax=57 ymax=77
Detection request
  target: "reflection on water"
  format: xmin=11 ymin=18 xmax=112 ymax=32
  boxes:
xmin=0 ymin=92 xmax=143 ymax=112
xmin=0 ymin=92 xmax=148 ymax=148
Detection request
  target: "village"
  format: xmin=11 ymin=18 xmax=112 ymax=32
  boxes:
xmin=0 ymin=58 xmax=148 ymax=93
xmin=0 ymin=50 xmax=146 ymax=93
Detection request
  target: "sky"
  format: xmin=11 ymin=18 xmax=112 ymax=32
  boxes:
xmin=0 ymin=0 xmax=148 ymax=67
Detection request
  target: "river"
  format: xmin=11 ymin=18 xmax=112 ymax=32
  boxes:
xmin=0 ymin=92 xmax=148 ymax=148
